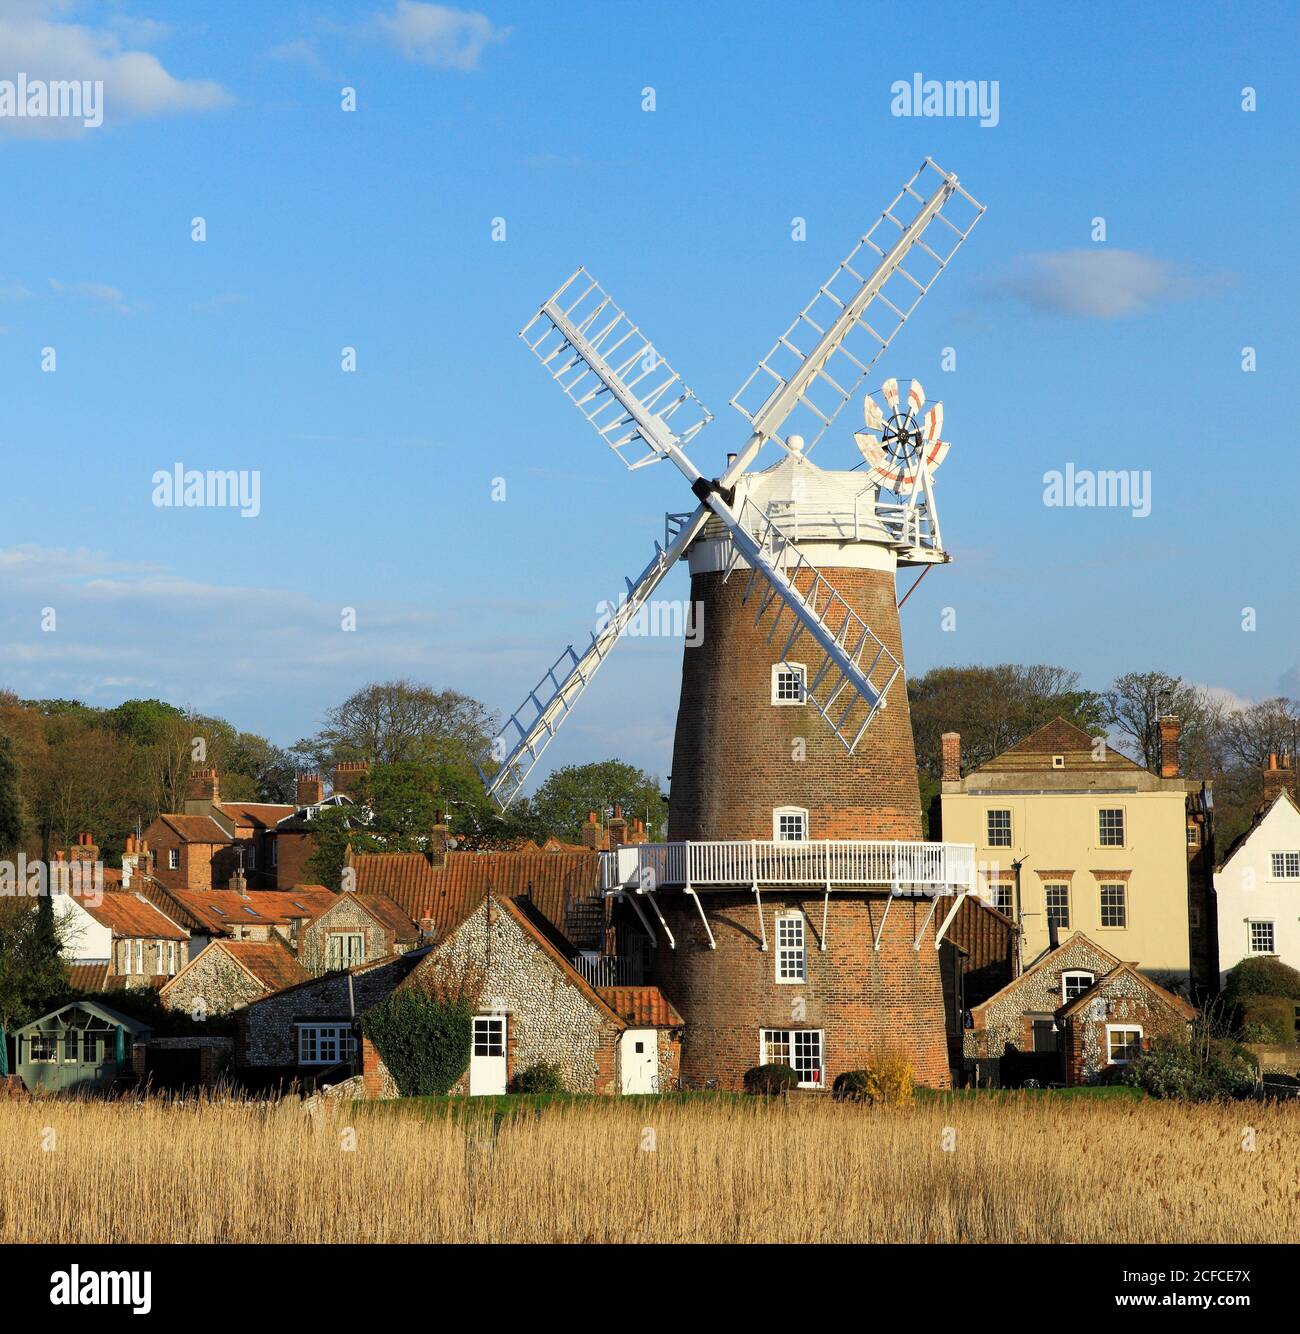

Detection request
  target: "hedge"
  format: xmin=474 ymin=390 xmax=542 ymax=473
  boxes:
xmin=358 ymin=989 xmax=471 ymax=1096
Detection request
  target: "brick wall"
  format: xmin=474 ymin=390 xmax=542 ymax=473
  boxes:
xmin=667 ymin=566 xmax=921 ymax=842
xmin=651 ymin=889 xmax=952 ymax=1090
xmin=271 ymin=830 xmax=317 ymax=889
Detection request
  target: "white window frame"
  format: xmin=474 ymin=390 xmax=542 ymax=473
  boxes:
xmin=770 ymin=661 xmax=807 ymax=706
xmin=134 ymin=939 xmax=144 ymax=975
xmin=1186 ymin=824 xmax=1200 ymax=847
xmin=326 ymin=931 xmax=366 ymax=971
xmin=1098 ymin=807 xmax=1126 ymax=847
xmin=1105 ymin=1024 xmax=1143 ymax=1065
xmin=28 ymin=1034 xmax=57 ymax=1063
xmin=1045 ymin=882 xmax=1071 ymax=930
xmin=270 ymin=837 xmax=278 ymax=868
xmin=773 ymin=807 xmax=809 ymax=842
xmin=472 ymin=1015 xmax=505 ymax=1058
xmin=759 ymin=1028 xmax=824 ymax=1089
xmin=168 ymin=848 xmax=180 ymax=871
xmin=1099 ymin=882 xmax=1127 ymax=929
xmin=1248 ymin=919 xmax=1276 ymax=955
xmin=296 ymin=1023 xmax=356 ymax=1066
xmin=1061 ymin=970 xmax=1095 ymax=1004
xmin=775 ymin=913 xmax=806 ymax=984
xmin=989 ymin=881 xmax=1014 ymax=915
xmin=1051 ymin=754 xmax=1065 ymax=769
xmin=1269 ymin=851 xmax=1300 ymax=880
xmin=986 ymin=808 xmax=1012 ymax=847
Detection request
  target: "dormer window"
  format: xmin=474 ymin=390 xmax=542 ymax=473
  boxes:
xmin=771 ymin=663 xmax=807 ymax=706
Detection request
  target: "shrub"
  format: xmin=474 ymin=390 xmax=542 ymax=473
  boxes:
xmin=743 ymin=1064 xmax=798 ymax=1095
xmin=358 ymin=989 xmax=471 ymax=1096
xmin=832 ymin=1054 xmax=915 ymax=1106
xmin=832 ymin=1070 xmax=871 ymax=1101
xmin=1237 ymin=995 xmax=1296 ymax=1045
xmin=510 ymin=1062 xmax=566 ymax=1095
xmin=1121 ymin=1033 xmax=1258 ymax=1101
xmin=1223 ymin=956 xmax=1300 ymax=1003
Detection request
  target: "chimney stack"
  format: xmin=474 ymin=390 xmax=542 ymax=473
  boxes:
xmin=297 ymin=773 xmax=325 ymax=807
xmin=185 ymin=766 xmax=219 ymax=811
xmin=1158 ymin=715 xmax=1182 ymax=779
xmin=941 ymin=732 xmax=961 ymax=784
xmin=68 ymin=832 xmax=99 ymax=864
xmin=231 ymin=867 xmax=249 ymax=897
xmin=1262 ymin=752 xmax=1293 ymax=807
xmin=608 ymin=803 xmax=628 ymax=848
xmin=332 ymin=760 xmax=370 ymax=800
xmin=580 ymin=810 xmax=608 ymax=852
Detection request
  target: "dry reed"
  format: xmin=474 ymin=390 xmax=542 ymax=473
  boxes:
xmin=2 ymin=1093 xmax=1296 ymax=1244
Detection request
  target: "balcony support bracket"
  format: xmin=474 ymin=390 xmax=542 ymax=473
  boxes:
xmin=933 ymin=888 xmax=968 ymax=949
xmin=873 ymin=887 xmax=896 ymax=952
xmin=913 ymin=890 xmax=942 ymax=951
xmin=684 ymin=884 xmax=716 ymax=950
xmin=753 ymin=882 xmax=767 ymax=951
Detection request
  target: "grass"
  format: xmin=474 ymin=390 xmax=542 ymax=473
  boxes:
xmin=2 ymin=1091 xmax=1296 ymax=1243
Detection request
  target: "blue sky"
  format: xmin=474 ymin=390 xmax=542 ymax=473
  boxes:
xmin=0 ymin=0 xmax=1296 ymax=784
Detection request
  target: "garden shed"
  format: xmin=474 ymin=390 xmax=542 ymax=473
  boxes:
xmin=14 ymin=1001 xmax=150 ymax=1094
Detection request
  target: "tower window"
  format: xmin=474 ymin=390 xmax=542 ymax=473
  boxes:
xmin=773 ymin=808 xmax=808 ymax=841
xmin=776 ymin=914 xmax=806 ymax=983
xmin=771 ymin=662 xmax=807 ymax=706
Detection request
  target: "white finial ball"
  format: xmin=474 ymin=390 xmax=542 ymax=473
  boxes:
xmin=787 ymin=434 xmax=805 ymax=453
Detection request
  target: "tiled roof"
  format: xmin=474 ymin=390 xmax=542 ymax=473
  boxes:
xmin=168 ymin=886 xmax=339 ymax=933
xmin=971 ymin=716 xmax=1143 ymax=774
xmin=66 ymin=963 xmax=126 ymax=993
xmin=217 ymin=939 xmax=311 ymax=991
xmin=157 ymin=814 xmax=234 ymax=844
xmin=353 ymin=892 xmax=421 ymax=943
xmin=78 ymin=893 xmax=188 ymax=940
xmin=125 ymin=878 xmax=208 ymax=931
xmin=597 ymin=985 xmax=683 ymax=1027
xmin=351 ymin=849 xmax=599 ymax=941
xmin=217 ymin=801 xmax=296 ymax=829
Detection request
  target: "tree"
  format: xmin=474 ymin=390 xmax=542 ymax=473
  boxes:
xmin=909 ymin=664 xmax=1107 ymax=778
xmin=0 ymin=900 xmax=69 ymax=1036
xmin=530 ymin=761 xmax=667 ymax=842
xmin=0 ymin=733 xmax=24 ymax=857
xmin=1220 ymin=697 xmax=1300 ymax=772
xmin=1103 ymin=671 xmax=1225 ymax=775
xmin=294 ymin=680 xmax=496 ymax=772
xmin=107 ymin=698 xmax=186 ymax=747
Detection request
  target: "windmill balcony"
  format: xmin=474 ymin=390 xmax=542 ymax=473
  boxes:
xmin=600 ymin=839 xmax=976 ymax=896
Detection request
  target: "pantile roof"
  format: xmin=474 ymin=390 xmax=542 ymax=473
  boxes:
xmin=156 ymin=814 xmax=234 ymax=844
xmin=597 ymin=985 xmax=683 ymax=1027
xmin=76 ymin=892 xmax=188 ymax=940
xmin=168 ymin=886 xmax=339 ymax=933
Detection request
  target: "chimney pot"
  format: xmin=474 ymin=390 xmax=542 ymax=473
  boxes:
xmin=1158 ymin=715 xmax=1182 ymax=779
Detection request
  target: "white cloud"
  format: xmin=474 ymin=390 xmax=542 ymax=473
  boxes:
xmin=49 ymin=276 xmax=137 ymax=313
xmin=983 ymin=249 xmax=1225 ymax=319
xmin=0 ymin=2 xmax=232 ymax=138
xmin=373 ymin=2 xmax=508 ymax=71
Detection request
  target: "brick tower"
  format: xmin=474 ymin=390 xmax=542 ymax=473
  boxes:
xmin=651 ymin=447 xmax=953 ymax=1090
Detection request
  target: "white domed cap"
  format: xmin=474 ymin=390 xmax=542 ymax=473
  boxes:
xmin=786 ymin=433 xmax=805 ymax=453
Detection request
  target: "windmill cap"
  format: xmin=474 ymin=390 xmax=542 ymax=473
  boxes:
xmin=786 ymin=434 xmax=805 ymax=452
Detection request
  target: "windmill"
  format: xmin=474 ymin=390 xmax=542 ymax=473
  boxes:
xmin=477 ymin=158 xmax=984 ymax=817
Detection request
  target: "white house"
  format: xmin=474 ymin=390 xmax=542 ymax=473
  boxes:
xmin=1214 ymin=789 xmax=1300 ymax=985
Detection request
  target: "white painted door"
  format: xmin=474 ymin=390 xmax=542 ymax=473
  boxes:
xmin=470 ymin=1016 xmax=506 ymax=1096
xmin=619 ymin=1029 xmax=659 ymax=1094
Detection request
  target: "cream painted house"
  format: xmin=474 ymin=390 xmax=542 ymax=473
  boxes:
xmin=939 ymin=717 xmax=1206 ymax=987
xmin=1214 ymin=787 xmax=1300 ymax=986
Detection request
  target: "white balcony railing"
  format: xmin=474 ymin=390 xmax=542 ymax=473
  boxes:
xmin=601 ymin=839 xmax=976 ymax=895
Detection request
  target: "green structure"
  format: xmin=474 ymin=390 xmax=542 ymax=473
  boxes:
xmin=14 ymin=1001 xmax=150 ymax=1094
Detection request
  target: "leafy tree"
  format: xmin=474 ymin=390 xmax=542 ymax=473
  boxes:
xmin=1220 ymin=697 xmax=1300 ymax=772
xmin=909 ymin=664 xmax=1106 ymax=778
xmin=0 ymin=734 xmax=24 ymax=857
xmin=304 ymin=805 xmax=359 ymax=891
xmin=530 ymin=760 xmax=667 ymax=842
xmin=107 ymin=698 xmax=186 ymax=746
xmin=294 ymin=680 xmax=495 ymax=771
xmin=0 ymin=899 xmax=70 ymax=1035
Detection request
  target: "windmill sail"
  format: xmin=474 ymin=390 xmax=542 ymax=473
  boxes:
xmin=477 ymin=511 xmax=707 ymax=810
xmin=520 ymin=268 xmax=713 ymax=471
xmin=730 ymin=158 xmax=984 ymax=455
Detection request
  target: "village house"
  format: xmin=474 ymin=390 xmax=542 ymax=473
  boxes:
xmin=965 ymin=933 xmax=1196 ymax=1086
xmin=160 ymin=938 xmax=310 ymax=1016
xmin=1214 ymin=756 xmax=1300 ymax=987
xmin=53 ymin=845 xmax=189 ymax=992
xmin=236 ymin=890 xmax=683 ymax=1096
xmin=938 ymin=716 xmax=1212 ymax=991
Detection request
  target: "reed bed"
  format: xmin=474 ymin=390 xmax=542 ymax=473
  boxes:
xmin=2 ymin=1093 xmax=1296 ymax=1244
